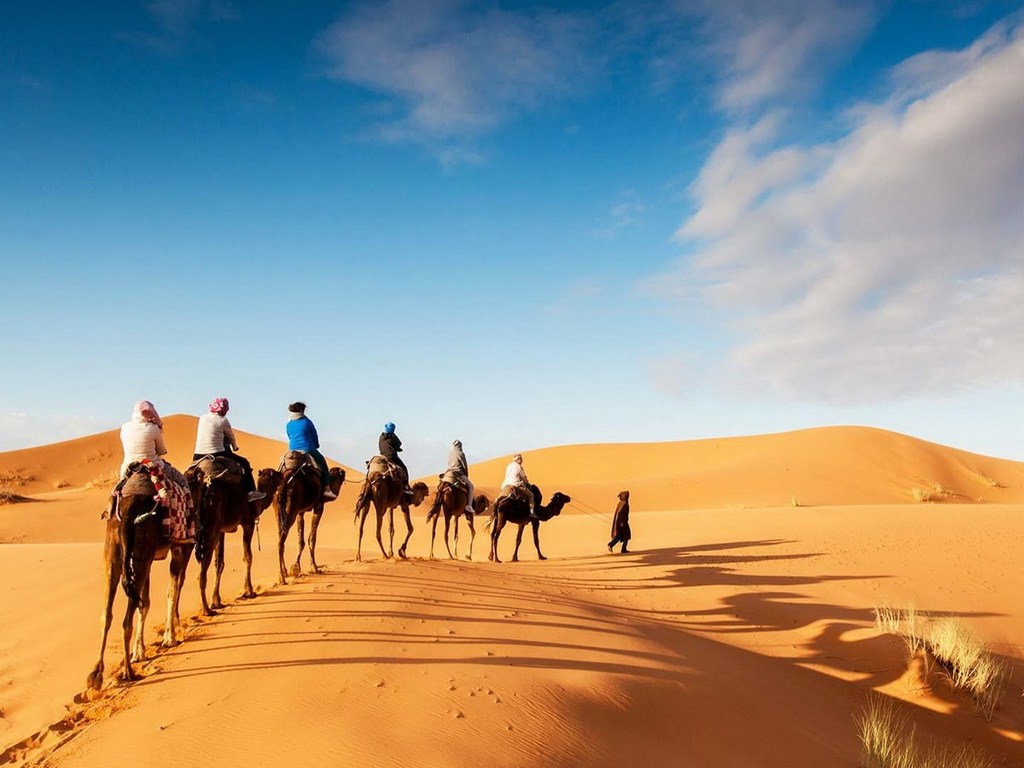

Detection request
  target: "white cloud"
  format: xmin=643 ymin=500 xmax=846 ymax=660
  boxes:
xmin=657 ymin=22 xmax=1024 ymax=403
xmin=315 ymin=0 xmax=594 ymax=150
xmin=640 ymin=0 xmax=877 ymax=111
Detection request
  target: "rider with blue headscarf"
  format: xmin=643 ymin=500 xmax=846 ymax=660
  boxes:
xmin=378 ymin=421 xmax=411 ymax=494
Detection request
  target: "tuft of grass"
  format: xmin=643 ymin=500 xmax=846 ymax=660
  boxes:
xmin=856 ymin=693 xmax=994 ymax=768
xmin=926 ymin=618 xmax=1009 ymax=720
xmin=0 ymin=490 xmax=34 ymax=505
xmin=972 ymin=470 xmax=1003 ymax=489
xmin=0 ymin=471 xmax=35 ymax=487
xmin=790 ymin=494 xmax=801 ymax=507
xmin=911 ymin=483 xmax=957 ymax=503
xmin=86 ymin=471 xmax=119 ymax=489
xmin=872 ymin=607 xmax=1008 ymax=720
xmin=857 ymin=693 xmax=915 ymax=768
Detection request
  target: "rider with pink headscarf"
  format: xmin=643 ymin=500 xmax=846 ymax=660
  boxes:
xmin=119 ymin=400 xmax=168 ymax=476
xmin=193 ymin=397 xmax=264 ymax=502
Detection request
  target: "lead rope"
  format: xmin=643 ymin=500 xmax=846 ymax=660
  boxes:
xmin=567 ymin=498 xmax=614 ymax=525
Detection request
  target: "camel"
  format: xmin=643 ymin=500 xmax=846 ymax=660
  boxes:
xmin=352 ymin=456 xmax=429 ymax=561
xmin=86 ymin=473 xmax=194 ymax=689
xmin=424 ymin=481 xmax=490 ymax=560
xmin=488 ymin=484 xmax=571 ymax=563
xmin=186 ymin=457 xmax=270 ymax=614
xmin=260 ymin=463 xmax=346 ymax=585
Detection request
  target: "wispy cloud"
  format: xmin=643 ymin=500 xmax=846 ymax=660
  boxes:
xmin=315 ymin=0 xmax=596 ymax=155
xmin=591 ymin=189 xmax=647 ymax=239
xmin=624 ymin=0 xmax=878 ymax=112
xmin=123 ymin=0 xmax=238 ymax=54
xmin=653 ymin=21 xmax=1024 ymax=403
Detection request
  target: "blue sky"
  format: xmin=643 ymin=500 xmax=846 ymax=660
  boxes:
xmin=2 ymin=0 xmax=1023 ymax=475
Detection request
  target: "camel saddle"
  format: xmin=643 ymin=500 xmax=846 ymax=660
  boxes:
xmin=498 ymin=485 xmax=532 ymax=505
xmin=280 ymin=450 xmax=319 ymax=473
xmin=366 ymin=455 xmax=406 ymax=484
xmin=438 ymin=469 xmax=468 ymax=489
xmin=189 ymin=455 xmax=245 ymax=484
xmin=120 ymin=463 xmax=158 ymax=497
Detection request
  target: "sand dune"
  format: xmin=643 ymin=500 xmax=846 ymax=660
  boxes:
xmin=1 ymin=423 xmax=1022 ymax=767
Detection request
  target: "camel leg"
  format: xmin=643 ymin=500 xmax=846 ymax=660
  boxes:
xmin=374 ymin=507 xmax=390 ymax=560
xmin=291 ymin=513 xmax=306 ymax=577
xmin=309 ymin=509 xmax=323 ymax=573
xmin=131 ymin=570 xmax=152 ymax=663
xmin=211 ymin=532 xmax=227 ymax=610
xmin=387 ymin=508 xmax=396 ymax=558
xmin=87 ymin=532 xmax=121 ymax=690
xmin=429 ymin=511 xmax=439 ymax=559
xmin=465 ymin=515 xmax=476 ymax=561
xmin=121 ymin=594 xmax=140 ymax=682
xmin=532 ymin=520 xmax=546 ymax=560
xmin=398 ymin=504 xmax=413 ymax=560
xmin=240 ymin=520 xmax=257 ymax=599
xmin=162 ymin=544 xmax=190 ymax=647
xmin=489 ymin=516 xmax=504 ymax=563
xmin=277 ymin=504 xmax=292 ymax=585
xmin=444 ymin=513 xmax=454 ymax=560
xmin=512 ymin=523 xmax=526 ymax=562
xmin=356 ymin=510 xmax=368 ymax=562
xmin=197 ymin=542 xmax=215 ymax=616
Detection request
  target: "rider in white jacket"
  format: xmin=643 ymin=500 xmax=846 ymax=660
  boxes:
xmin=500 ymin=453 xmax=536 ymax=517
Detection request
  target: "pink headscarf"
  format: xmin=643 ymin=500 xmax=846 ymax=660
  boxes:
xmin=209 ymin=397 xmax=229 ymax=416
xmin=132 ymin=400 xmax=163 ymax=429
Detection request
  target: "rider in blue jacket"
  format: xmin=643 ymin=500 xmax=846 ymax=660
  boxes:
xmin=287 ymin=402 xmax=336 ymax=500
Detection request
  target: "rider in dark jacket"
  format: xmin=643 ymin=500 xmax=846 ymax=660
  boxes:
xmin=379 ymin=422 xmax=411 ymax=494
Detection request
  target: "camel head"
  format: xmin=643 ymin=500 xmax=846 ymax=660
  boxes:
xmin=328 ymin=467 xmax=347 ymax=496
xmin=410 ymin=481 xmax=429 ymax=506
xmin=257 ymin=468 xmax=284 ymax=499
xmin=471 ymin=493 xmax=491 ymax=515
xmin=539 ymin=491 xmax=571 ymax=521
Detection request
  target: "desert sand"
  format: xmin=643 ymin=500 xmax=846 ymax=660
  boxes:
xmin=1 ymin=417 xmax=1023 ymax=766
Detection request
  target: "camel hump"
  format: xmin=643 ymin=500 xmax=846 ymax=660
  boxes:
xmin=120 ymin=468 xmax=156 ymax=497
xmin=190 ymin=455 xmax=245 ymax=483
xmin=365 ymin=455 xmax=391 ymax=475
xmin=281 ymin=450 xmax=316 ymax=473
xmin=439 ymin=470 xmax=467 ymax=489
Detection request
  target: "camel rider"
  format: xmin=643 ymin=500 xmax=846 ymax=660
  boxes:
xmin=193 ymin=397 xmax=265 ymax=502
xmin=119 ymin=399 xmax=168 ymax=476
xmin=117 ymin=400 xmax=194 ymax=542
xmin=446 ymin=439 xmax=475 ymax=516
xmin=379 ymin=422 xmax=411 ymax=495
xmin=286 ymin=402 xmax=337 ymax=501
xmin=500 ymin=453 xmax=537 ymax=518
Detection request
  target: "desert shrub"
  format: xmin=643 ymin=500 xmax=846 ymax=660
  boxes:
xmin=926 ymin=618 xmax=1009 ymax=721
xmin=856 ymin=694 xmax=993 ymax=768
xmin=873 ymin=608 xmax=1008 ymax=720
xmin=857 ymin=693 xmax=915 ymax=768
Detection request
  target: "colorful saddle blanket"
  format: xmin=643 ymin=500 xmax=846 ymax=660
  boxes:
xmin=118 ymin=459 xmax=194 ymax=542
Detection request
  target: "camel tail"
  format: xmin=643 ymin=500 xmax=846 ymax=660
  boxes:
xmin=353 ymin=481 xmax=370 ymax=524
xmin=425 ymin=491 xmax=441 ymax=523
xmin=120 ymin=503 xmax=141 ymax=604
xmin=193 ymin=483 xmax=208 ymax=564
